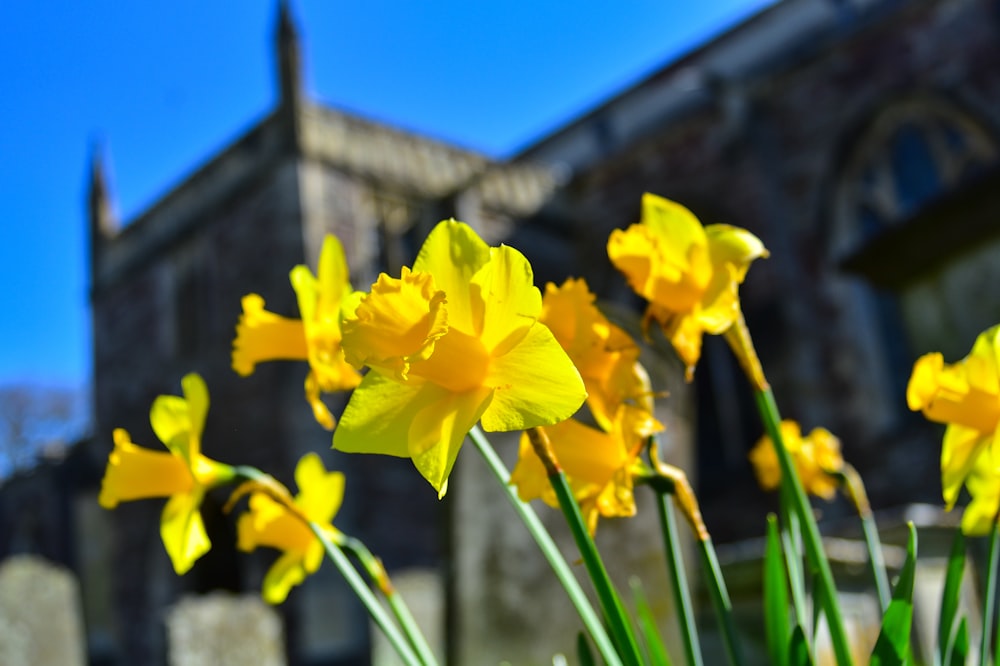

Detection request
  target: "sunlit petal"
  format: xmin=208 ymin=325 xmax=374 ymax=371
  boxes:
xmin=261 ymin=550 xmax=308 ymax=605
xmin=473 ymin=244 xmax=542 ymax=355
xmin=413 ymin=219 xmax=490 ymax=335
xmin=335 ymin=373 xmax=437 ymax=459
xmin=295 ymin=453 xmax=346 ymax=523
xmin=481 ymin=323 xmax=587 ymax=432
xmin=160 ymin=491 xmax=211 ymax=575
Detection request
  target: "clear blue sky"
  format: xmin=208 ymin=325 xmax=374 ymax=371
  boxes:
xmin=0 ymin=0 xmax=772 ymax=391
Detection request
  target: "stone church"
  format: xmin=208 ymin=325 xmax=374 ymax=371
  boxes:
xmin=4 ymin=0 xmax=1000 ymax=663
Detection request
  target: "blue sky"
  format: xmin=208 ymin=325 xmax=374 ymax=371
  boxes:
xmin=0 ymin=0 xmax=772 ymax=392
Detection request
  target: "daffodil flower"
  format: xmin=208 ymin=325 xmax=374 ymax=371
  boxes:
xmin=509 ymin=278 xmax=662 ymax=533
xmin=233 ymin=235 xmax=362 ymax=430
xmin=99 ymin=373 xmax=234 ymax=574
xmin=511 ymin=405 xmax=660 ymax=534
xmin=907 ymin=324 xmax=1000 ymax=508
xmin=607 ymin=193 xmax=767 ymax=380
xmin=237 ymin=453 xmax=344 ymax=604
xmin=334 ymin=219 xmax=587 ymax=496
xmin=748 ymin=420 xmax=843 ymax=500
xmin=540 ymin=278 xmax=652 ymax=428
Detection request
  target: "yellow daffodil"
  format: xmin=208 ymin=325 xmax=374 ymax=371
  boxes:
xmin=233 ymin=234 xmax=362 ymax=430
xmin=960 ymin=449 xmax=1000 ymax=535
xmin=334 ymin=219 xmax=587 ymax=496
xmin=539 ymin=278 xmax=649 ymax=428
xmin=99 ymin=373 xmax=234 ymax=574
xmin=749 ymin=420 xmax=843 ymax=500
xmin=907 ymin=324 xmax=1000 ymax=508
xmin=607 ymin=193 xmax=767 ymax=380
xmin=237 ymin=453 xmax=344 ymax=604
xmin=511 ymin=405 xmax=661 ymax=534
xmin=510 ymin=278 xmax=662 ymax=532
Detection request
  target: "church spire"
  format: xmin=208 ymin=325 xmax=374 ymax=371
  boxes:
xmin=88 ymin=145 xmax=118 ymax=243
xmin=275 ymin=0 xmax=303 ymax=110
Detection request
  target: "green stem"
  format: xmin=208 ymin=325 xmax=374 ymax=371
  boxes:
xmin=310 ymin=523 xmax=424 ymax=666
xmin=779 ymin=485 xmax=809 ymax=636
xmin=657 ymin=492 xmax=703 ymax=666
xmin=467 ymin=426 xmax=624 ymax=666
xmin=548 ymin=468 xmax=645 ymax=666
xmin=754 ymin=388 xmax=853 ymax=666
xmin=698 ymin=536 xmax=745 ymax=666
xmin=859 ymin=512 xmax=891 ymax=612
xmin=981 ymin=520 xmax=1000 ymax=666
xmin=837 ymin=466 xmax=891 ymax=612
xmin=340 ymin=536 xmax=439 ymax=666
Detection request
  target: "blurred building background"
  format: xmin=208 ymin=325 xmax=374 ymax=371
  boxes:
xmin=3 ymin=0 xmax=1000 ymax=663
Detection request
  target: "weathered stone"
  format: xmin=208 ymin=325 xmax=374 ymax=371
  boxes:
xmin=166 ymin=592 xmax=285 ymax=666
xmin=0 ymin=555 xmax=86 ymax=666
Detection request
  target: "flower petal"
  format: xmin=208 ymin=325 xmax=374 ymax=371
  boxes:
xmin=546 ymin=418 xmax=626 ymax=489
xmin=510 ymin=432 xmax=555 ymax=505
xmin=413 ymin=219 xmax=490 ymax=336
xmin=639 ymin=193 xmax=709 ymax=270
xmin=408 ymin=387 xmax=494 ymax=497
xmin=261 ymin=550 xmax=308 ymax=604
xmin=473 ymin=244 xmax=542 ymax=355
xmin=182 ymin=373 xmax=209 ymax=450
xmin=160 ymin=491 xmax=210 ymax=575
xmin=149 ymin=374 xmax=209 ymax=461
xmin=297 ymin=234 xmax=351 ymax=323
xmin=294 ymin=453 xmax=345 ymax=524
xmin=942 ymin=424 xmax=990 ymax=508
xmin=334 ymin=373 xmax=436 ymax=459
xmin=481 ymin=323 xmax=587 ymax=432
xmin=238 ymin=493 xmax=313 ymax=554
xmin=608 ymin=225 xmax=708 ymax=312
xmin=98 ymin=429 xmax=193 ymax=507
xmin=962 ymin=452 xmax=1000 ymax=536
xmin=705 ymin=223 xmax=769 ymax=283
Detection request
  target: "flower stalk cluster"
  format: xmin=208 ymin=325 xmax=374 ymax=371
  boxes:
xmin=96 ymin=190 xmax=1000 ymax=666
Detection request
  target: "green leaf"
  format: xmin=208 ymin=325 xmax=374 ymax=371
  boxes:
xmin=629 ymin=578 xmax=672 ymax=666
xmin=577 ymin=632 xmax=597 ymax=666
xmin=870 ymin=522 xmax=917 ymax=666
xmin=938 ymin=530 xmax=966 ymax=666
xmin=947 ymin=618 xmax=969 ymax=666
xmin=765 ymin=515 xmax=791 ymax=666
xmin=787 ymin=626 xmax=814 ymax=666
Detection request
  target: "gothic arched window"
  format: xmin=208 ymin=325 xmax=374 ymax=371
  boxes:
xmin=829 ymin=96 xmax=1000 ymax=431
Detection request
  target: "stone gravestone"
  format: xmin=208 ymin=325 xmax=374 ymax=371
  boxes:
xmin=166 ymin=592 xmax=285 ymax=666
xmin=0 ymin=555 xmax=86 ymax=666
